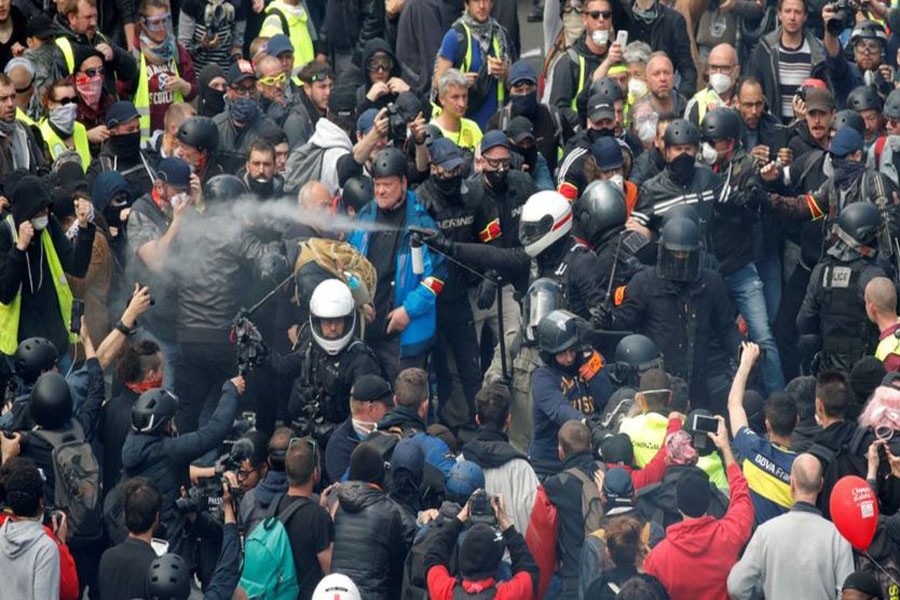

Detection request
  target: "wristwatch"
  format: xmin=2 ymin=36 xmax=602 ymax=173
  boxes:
xmin=114 ymin=319 xmax=137 ymax=335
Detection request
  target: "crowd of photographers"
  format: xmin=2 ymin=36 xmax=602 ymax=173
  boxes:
xmin=6 ymin=0 xmax=900 ymax=596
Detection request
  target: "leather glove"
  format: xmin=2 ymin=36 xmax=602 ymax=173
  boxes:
xmin=422 ymin=228 xmax=454 ymax=254
xmin=476 ymin=270 xmax=499 ymax=310
xmin=590 ymin=304 xmax=613 ymax=331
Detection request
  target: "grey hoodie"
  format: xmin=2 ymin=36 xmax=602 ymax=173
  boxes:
xmin=0 ymin=518 xmax=60 ymax=600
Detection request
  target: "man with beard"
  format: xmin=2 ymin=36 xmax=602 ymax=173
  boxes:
xmin=825 ymin=17 xmax=892 ymax=107
xmin=488 ymin=60 xmax=566 ymax=174
xmin=644 ymin=52 xmax=686 ymax=117
xmin=88 ymin=100 xmax=157 ymax=198
xmin=213 ymin=59 xmax=278 ymax=173
xmin=241 ymin=139 xmax=284 ymax=200
xmin=787 ymin=85 xmax=834 ymax=160
xmin=0 ymin=74 xmax=43 ymax=177
xmin=737 ymin=77 xmax=788 ymax=163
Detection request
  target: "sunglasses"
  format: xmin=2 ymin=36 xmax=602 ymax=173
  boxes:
xmin=587 ymin=9 xmax=612 ymax=19
xmin=259 ymin=73 xmax=286 ymax=86
xmin=484 ymin=156 xmax=511 ymax=170
xmin=289 ymin=436 xmax=319 ymax=461
xmin=367 ymin=60 xmax=393 ymax=73
xmin=81 ymin=66 xmax=104 ymax=78
xmin=54 ymin=96 xmax=77 ymax=105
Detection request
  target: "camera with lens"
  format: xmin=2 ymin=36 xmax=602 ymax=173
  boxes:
xmin=175 ymin=441 xmax=253 ymax=518
xmin=386 ymin=102 xmax=408 ymax=146
xmin=468 ymin=489 xmax=498 ymax=527
xmin=205 ymin=2 xmax=227 ymax=36
xmin=826 ymin=0 xmax=860 ymax=36
xmin=175 ymin=480 xmax=217 ymax=516
xmin=231 ymin=311 xmax=267 ymax=377
xmin=291 ymin=396 xmax=336 ymax=444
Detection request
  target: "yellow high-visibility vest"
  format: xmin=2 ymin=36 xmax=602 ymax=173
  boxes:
xmin=459 ymin=21 xmax=505 ymax=105
xmin=260 ymin=1 xmax=315 ymax=71
xmin=15 ymin=107 xmax=35 ymax=127
xmin=134 ymin=53 xmax=184 ymax=142
xmin=55 ymin=37 xmax=75 ymax=74
xmin=38 ymin=119 xmax=91 ymax=171
xmin=0 ymin=214 xmax=77 ymax=354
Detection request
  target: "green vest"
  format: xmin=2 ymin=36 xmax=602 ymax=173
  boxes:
xmin=135 ymin=53 xmax=185 ymax=142
xmin=0 ymin=214 xmax=77 ymax=355
xmin=39 ymin=119 xmax=91 ymax=171
xmin=261 ymin=1 xmax=315 ymax=71
xmin=459 ymin=21 xmax=505 ymax=105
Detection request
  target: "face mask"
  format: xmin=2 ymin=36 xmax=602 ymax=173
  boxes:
xmin=484 ymin=168 xmax=508 ymax=191
xmin=636 ymin=118 xmax=657 ymax=144
xmin=49 ymin=103 xmax=78 ymax=137
xmin=227 ymin=96 xmax=259 ymax=125
xmin=709 ymin=72 xmax=732 ymax=96
xmin=510 ymin=92 xmax=538 ymax=118
xmin=588 ymin=127 xmax=616 ymax=143
xmin=667 ymin=152 xmax=696 ymax=186
xmin=106 ymin=132 xmax=140 ymax=158
xmin=170 ymin=192 xmax=189 ymax=209
xmin=513 ymin=145 xmax=539 ymax=173
xmin=434 ymin=173 xmax=462 ymax=201
xmin=609 ymin=173 xmax=625 ymax=192
xmin=247 ymin=176 xmax=274 ymax=198
xmin=31 ymin=215 xmax=48 ymax=230
xmin=592 ymin=30 xmax=609 ymax=47
xmin=76 ymin=76 xmax=103 ymax=108
xmin=633 ymin=2 xmax=657 ymax=23
xmin=699 ymin=141 xmax=719 ymax=166
xmin=203 ymin=87 xmax=225 ymax=115
xmin=628 ymin=78 xmax=648 ymax=99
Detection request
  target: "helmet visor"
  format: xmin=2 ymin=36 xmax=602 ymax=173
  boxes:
xmin=526 ymin=286 xmax=562 ymax=342
xmin=658 ymin=245 xmax=701 ymax=282
xmin=519 ymin=215 xmax=553 ymax=248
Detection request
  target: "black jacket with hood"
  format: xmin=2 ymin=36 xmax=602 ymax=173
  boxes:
xmin=356 ymin=38 xmax=403 ymax=114
xmin=331 ymin=480 xmax=414 ymax=600
xmin=0 ymin=179 xmax=94 ymax=354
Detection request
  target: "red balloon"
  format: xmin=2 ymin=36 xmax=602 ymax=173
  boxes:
xmin=830 ymin=475 xmax=880 ymax=551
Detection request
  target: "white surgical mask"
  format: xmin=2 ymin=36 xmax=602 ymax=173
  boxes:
xmin=628 ymin=78 xmax=648 ymax=99
xmin=592 ymin=30 xmax=610 ymax=47
xmin=31 ymin=216 xmax=49 ymax=230
xmin=636 ymin=118 xmax=657 ymax=144
xmin=170 ymin=193 xmax=189 ymax=208
xmin=609 ymin=173 xmax=625 ymax=191
xmin=699 ymin=141 xmax=719 ymax=166
xmin=709 ymin=72 xmax=732 ymax=96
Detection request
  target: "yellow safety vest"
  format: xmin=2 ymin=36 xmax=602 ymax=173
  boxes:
xmin=15 ymin=107 xmax=35 ymax=127
xmin=260 ymin=1 xmax=315 ymax=71
xmin=431 ymin=118 xmax=483 ymax=151
xmin=0 ymin=214 xmax=77 ymax=355
xmin=876 ymin=326 xmax=900 ymax=363
xmin=690 ymin=87 xmax=727 ymax=124
xmin=38 ymin=119 xmax=91 ymax=172
xmin=55 ymin=37 xmax=75 ymax=75
xmin=135 ymin=53 xmax=184 ymax=142
xmin=459 ymin=21 xmax=505 ymax=105
xmin=569 ymin=51 xmax=586 ymax=111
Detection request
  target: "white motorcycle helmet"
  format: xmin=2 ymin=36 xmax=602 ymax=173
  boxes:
xmin=312 ymin=574 xmax=361 ymax=600
xmin=519 ymin=190 xmax=573 ymax=258
xmin=309 ymin=279 xmax=356 ymax=356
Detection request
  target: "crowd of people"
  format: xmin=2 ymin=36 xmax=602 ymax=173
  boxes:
xmin=3 ymin=0 xmax=900 ymax=597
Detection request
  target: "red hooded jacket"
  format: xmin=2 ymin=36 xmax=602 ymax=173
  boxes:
xmin=642 ymin=462 xmax=754 ymax=600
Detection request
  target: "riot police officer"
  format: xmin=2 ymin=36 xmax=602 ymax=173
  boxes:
xmin=798 ymin=202 xmax=888 ymax=373
xmin=598 ymin=334 xmax=665 ymax=430
xmin=0 ymin=337 xmax=58 ymax=431
xmin=597 ymin=217 xmax=741 ymax=413
xmin=267 ymin=279 xmax=382 ymax=438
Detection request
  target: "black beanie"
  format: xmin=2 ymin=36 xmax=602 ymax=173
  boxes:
xmin=842 ymin=571 xmax=884 ymax=599
xmin=459 ymin=523 xmax=505 ymax=580
xmin=676 ymin=467 xmax=711 ymax=518
xmin=348 ymin=443 xmax=385 ymax=486
xmin=850 ymin=357 xmax=886 ymax=407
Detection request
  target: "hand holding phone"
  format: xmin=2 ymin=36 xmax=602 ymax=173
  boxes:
xmin=70 ymin=299 xmax=85 ymax=335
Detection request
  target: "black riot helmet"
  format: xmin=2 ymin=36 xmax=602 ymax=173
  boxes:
xmin=831 ymin=109 xmax=866 ymax=135
xmin=176 ymin=116 xmax=219 ymax=154
xmin=14 ymin=337 xmax=58 ymax=384
xmin=29 ymin=372 xmax=73 ymax=430
xmin=147 ymin=553 xmax=191 ymax=600
xmin=700 ymin=108 xmax=741 ymax=142
xmin=573 ymin=180 xmax=627 ymax=248
xmin=202 ymin=174 xmax=247 ymax=203
xmin=537 ymin=309 xmax=588 ymax=365
xmin=341 ymin=176 xmax=373 ymax=213
xmin=847 ymin=86 xmax=883 ymax=113
xmin=885 ymin=89 xmax=900 ymax=120
xmin=613 ymin=334 xmax=664 ymax=386
xmin=663 ymin=119 xmax=701 ymax=148
xmin=132 ymin=389 xmax=179 ymax=435
xmin=660 ymin=203 xmax=700 ymax=228
xmin=591 ymin=76 xmax=625 ymax=104
xmin=835 ymin=202 xmax=882 ymax=247
xmin=371 ymin=147 xmax=408 ymax=179
xmin=523 ymin=278 xmax=564 ymax=344
xmin=657 ymin=217 xmax=702 ymax=282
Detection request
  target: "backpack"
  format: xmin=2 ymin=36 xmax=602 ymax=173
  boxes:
xmin=31 ymin=421 xmax=102 ymax=540
xmin=563 ymin=463 xmax=605 ymax=536
xmin=240 ymin=493 xmax=310 ymax=599
xmin=283 ymin=140 xmax=328 ymax=195
xmin=290 ymin=238 xmax=377 ymax=309
xmin=810 ymin=426 xmax=872 ymax=517
xmin=402 ymin=506 xmax=460 ymax=600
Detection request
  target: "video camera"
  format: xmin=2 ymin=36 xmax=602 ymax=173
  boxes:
xmin=826 ymin=0 xmax=860 ymax=35
xmin=386 ymin=102 xmax=408 ymax=147
xmin=291 ymin=396 xmax=336 ymax=445
xmin=230 ymin=311 xmax=267 ymax=376
xmin=175 ymin=438 xmax=255 ymax=519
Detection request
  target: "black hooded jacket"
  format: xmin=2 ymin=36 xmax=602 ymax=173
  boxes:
xmin=461 ymin=428 xmax=527 ymax=469
xmin=0 ymin=181 xmax=94 ymax=353
xmin=356 ymin=38 xmax=403 ymax=114
xmin=322 ymin=0 xmax=384 ymax=61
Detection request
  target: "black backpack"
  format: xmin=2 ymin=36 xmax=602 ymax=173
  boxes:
xmin=401 ymin=504 xmax=461 ymax=600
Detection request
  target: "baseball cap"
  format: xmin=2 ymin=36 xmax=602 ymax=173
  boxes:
xmin=591 ymin=136 xmax=624 ymax=170
xmin=156 ymin=157 xmax=191 ymax=190
xmin=430 ymin=138 xmax=465 ymax=170
xmin=481 ymin=129 xmax=509 ymax=153
xmin=805 ymin=87 xmax=835 ymax=113
xmin=227 ymin=59 xmax=256 ymax=86
xmin=105 ymin=101 xmax=140 ymax=128
xmin=588 ymin=93 xmax=616 ymax=122
xmin=830 ymin=126 xmax=864 ymax=158
xmin=25 ymin=14 xmax=55 ymax=40
xmin=266 ymin=34 xmax=294 ymax=58
xmin=603 ymin=467 xmax=635 ymax=507
xmin=351 ymin=374 xmax=393 ymax=404
xmin=508 ymin=60 xmax=537 ymax=86
xmin=356 ymin=108 xmax=379 ymax=135
xmin=506 ymin=116 xmax=535 ymax=144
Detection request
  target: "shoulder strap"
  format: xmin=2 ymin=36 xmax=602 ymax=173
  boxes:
xmin=265 ymin=492 xmax=311 ymax=524
xmin=30 ymin=421 xmax=84 ymax=448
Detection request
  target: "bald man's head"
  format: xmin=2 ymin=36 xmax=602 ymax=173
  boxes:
xmin=298 ymin=181 xmax=332 ymax=211
xmin=865 ymin=277 xmax=897 ymax=318
xmin=708 ymin=44 xmax=737 ymax=69
xmin=791 ymin=453 xmax=823 ymax=498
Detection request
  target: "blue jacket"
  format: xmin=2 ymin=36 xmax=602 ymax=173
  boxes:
xmin=530 ymin=362 xmax=612 ymax=475
xmin=349 ymin=191 xmax=447 ymax=358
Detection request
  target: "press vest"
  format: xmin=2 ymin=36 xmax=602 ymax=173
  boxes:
xmin=38 ymin=119 xmax=90 ymax=171
xmin=135 ymin=53 xmax=184 ymax=142
xmin=0 ymin=214 xmax=77 ymax=355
